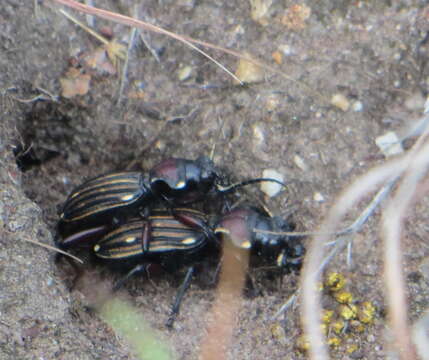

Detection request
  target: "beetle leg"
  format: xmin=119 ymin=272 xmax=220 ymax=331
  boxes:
xmin=58 ymin=225 xmax=108 ymax=249
xmin=166 ymin=266 xmax=195 ymax=328
xmin=113 ymin=263 xmax=149 ymax=291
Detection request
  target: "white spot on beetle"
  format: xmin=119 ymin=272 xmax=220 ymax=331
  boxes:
xmin=125 ymin=236 xmax=136 ymax=243
xmin=182 ymin=237 xmax=196 ymax=244
xmin=121 ymin=194 xmax=135 ymax=201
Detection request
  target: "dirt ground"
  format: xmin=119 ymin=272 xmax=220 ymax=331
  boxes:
xmin=2 ymin=1 xmax=429 ymax=359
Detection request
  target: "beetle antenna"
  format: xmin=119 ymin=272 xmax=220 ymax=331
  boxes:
xmin=216 ymin=178 xmax=287 ymax=193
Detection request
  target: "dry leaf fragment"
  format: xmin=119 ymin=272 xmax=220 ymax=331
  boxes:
xmin=59 ymin=68 xmax=91 ymax=98
xmin=82 ymin=46 xmax=117 ymax=75
xmin=331 ymin=93 xmax=350 ymax=112
xmin=235 ymin=56 xmax=265 ymax=84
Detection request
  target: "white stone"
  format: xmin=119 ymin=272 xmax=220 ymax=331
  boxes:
xmin=375 ymin=131 xmax=403 ymax=157
xmin=293 ymin=154 xmax=309 ymax=171
xmin=313 ymin=192 xmax=325 ymax=202
xmin=352 ymin=101 xmax=363 ymax=112
xmin=260 ymin=169 xmax=284 ymax=197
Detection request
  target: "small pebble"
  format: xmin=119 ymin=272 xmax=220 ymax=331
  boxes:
xmin=235 ymin=57 xmax=264 ymax=84
xmin=252 ymin=125 xmax=265 ymax=146
xmin=293 ymin=154 xmax=309 ymax=171
xmin=375 ymin=131 xmax=403 ymax=157
xmin=177 ymin=65 xmax=193 ymax=81
xmin=352 ymin=101 xmax=363 ymax=112
xmin=260 ymin=169 xmax=284 ymax=197
xmin=393 ymin=52 xmax=401 ymax=61
xmin=404 ymin=92 xmax=425 ymax=111
xmin=265 ymin=94 xmax=280 ymax=112
xmin=331 ymin=93 xmax=350 ymax=112
xmin=313 ymin=192 xmax=325 ymax=202
xmin=278 ymin=44 xmax=293 ymax=56
xmin=61 ymin=176 xmax=71 ymax=185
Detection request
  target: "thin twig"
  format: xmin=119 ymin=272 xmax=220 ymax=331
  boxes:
xmin=139 ymin=32 xmax=161 ymax=63
xmin=59 ymin=9 xmax=109 ymax=46
xmin=256 ymin=177 xmax=397 ymax=239
xmin=117 ymin=27 xmax=136 ymax=105
xmin=22 ymin=237 xmax=84 ymax=264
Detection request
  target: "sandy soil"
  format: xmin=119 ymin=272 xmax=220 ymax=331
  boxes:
xmin=1 ymin=1 xmax=429 ymax=359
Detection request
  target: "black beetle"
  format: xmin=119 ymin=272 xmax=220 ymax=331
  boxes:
xmin=56 ymin=171 xmax=154 ymax=248
xmin=150 ymin=156 xmax=285 ymax=204
xmin=91 ymin=206 xmax=304 ymax=326
xmin=93 ymin=207 xmax=219 ymax=326
xmin=215 ymin=207 xmax=304 ymax=272
xmin=94 ymin=207 xmax=216 ymax=266
xmin=56 ymin=156 xmax=286 ymax=250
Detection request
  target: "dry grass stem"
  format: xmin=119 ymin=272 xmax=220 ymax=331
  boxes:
xmin=50 ymin=0 xmax=327 ymax=101
xmin=53 ymin=0 xmax=241 ymax=84
xmin=59 ymin=9 xmax=110 ymax=46
xmin=22 ymin=236 xmax=83 ymax=264
xmin=117 ymin=27 xmax=136 ymax=105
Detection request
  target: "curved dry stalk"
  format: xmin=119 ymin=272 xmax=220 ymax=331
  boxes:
xmin=379 ymin=115 xmax=429 ymax=359
xmin=301 ymin=158 xmax=412 ymax=360
xmin=301 ymin=114 xmax=429 ymax=359
xmin=22 ymin=236 xmax=83 ymax=264
xmin=381 ymin=142 xmax=429 ymax=359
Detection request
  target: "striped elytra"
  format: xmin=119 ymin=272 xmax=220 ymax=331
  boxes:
xmin=93 ymin=208 xmax=212 ymax=261
xmin=60 ymin=172 xmax=151 ymax=223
